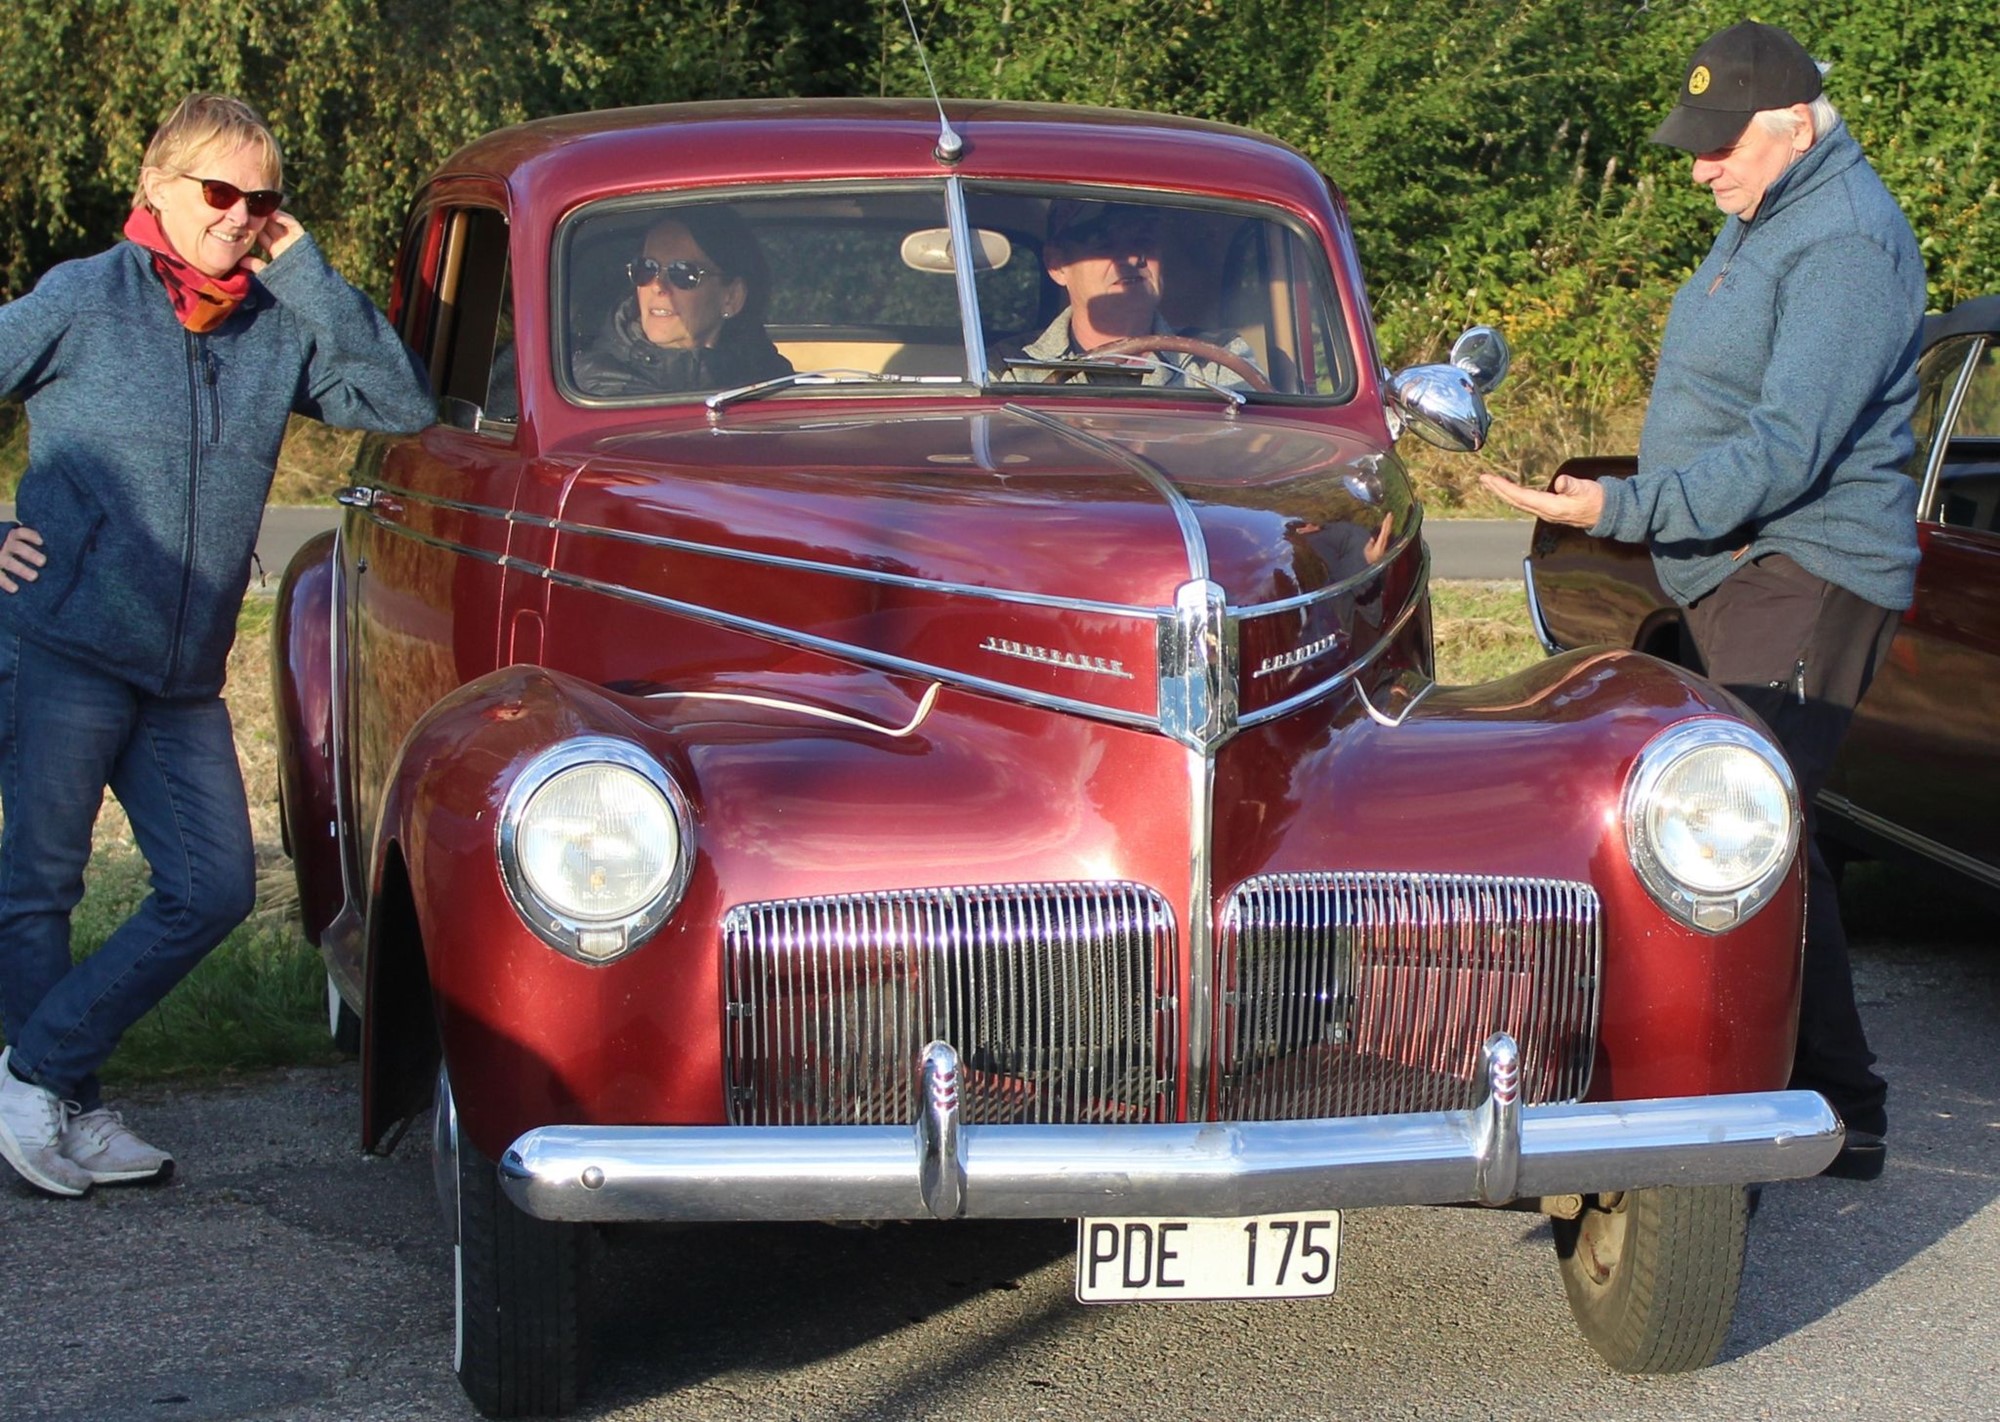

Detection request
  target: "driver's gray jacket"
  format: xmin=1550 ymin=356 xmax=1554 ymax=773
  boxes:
xmin=996 ymin=309 xmax=1259 ymax=388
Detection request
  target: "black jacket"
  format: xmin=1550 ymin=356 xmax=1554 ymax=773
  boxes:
xmin=572 ymin=300 xmax=792 ymax=396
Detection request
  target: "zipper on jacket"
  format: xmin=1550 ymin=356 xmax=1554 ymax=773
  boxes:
xmin=201 ymin=341 xmax=221 ymax=446
xmin=167 ymin=332 xmax=206 ymax=685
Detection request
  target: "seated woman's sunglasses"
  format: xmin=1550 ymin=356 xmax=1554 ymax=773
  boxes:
xmin=184 ymin=174 xmax=285 ymax=219
xmin=625 ymin=257 xmax=712 ymax=291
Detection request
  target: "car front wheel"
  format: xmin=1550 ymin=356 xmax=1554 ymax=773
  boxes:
xmin=437 ymin=1066 xmax=592 ymax=1417
xmin=1551 ymin=1184 xmax=1749 ymax=1373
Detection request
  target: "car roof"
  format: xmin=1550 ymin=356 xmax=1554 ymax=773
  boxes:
xmin=427 ymin=98 xmax=1336 ymax=219
xmin=1924 ymin=294 xmax=2000 ymax=347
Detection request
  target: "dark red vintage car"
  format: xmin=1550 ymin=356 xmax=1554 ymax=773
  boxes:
xmin=274 ymin=100 xmax=1841 ymax=1417
xmin=1525 ymin=294 xmax=2000 ymax=906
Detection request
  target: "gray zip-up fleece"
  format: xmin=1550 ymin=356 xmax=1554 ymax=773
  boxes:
xmin=0 ymin=236 xmax=432 ymax=696
xmin=1592 ymin=122 xmax=1925 ymax=611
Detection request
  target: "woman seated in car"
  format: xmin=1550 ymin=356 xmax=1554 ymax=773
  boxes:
xmin=573 ymin=206 xmax=793 ymax=396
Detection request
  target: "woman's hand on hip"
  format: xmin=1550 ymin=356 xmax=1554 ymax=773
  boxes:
xmin=0 ymin=525 xmax=46 ymax=594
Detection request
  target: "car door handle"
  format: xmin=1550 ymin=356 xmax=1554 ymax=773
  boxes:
xmin=336 ymin=486 xmax=401 ymax=516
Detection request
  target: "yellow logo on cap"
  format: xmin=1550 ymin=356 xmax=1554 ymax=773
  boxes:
xmin=1688 ymin=65 xmax=1712 ymax=96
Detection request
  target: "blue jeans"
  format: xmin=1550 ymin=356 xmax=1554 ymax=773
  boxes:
xmin=0 ymin=631 xmax=255 ymax=1109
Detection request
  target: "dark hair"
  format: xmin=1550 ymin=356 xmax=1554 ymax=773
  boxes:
xmin=650 ymin=204 xmax=776 ymax=328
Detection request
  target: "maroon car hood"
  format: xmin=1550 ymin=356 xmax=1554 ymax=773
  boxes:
xmin=559 ymin=404 xmax=1402 ymax=610
xmin=545 ymin=404 xmax=1414 ymax=732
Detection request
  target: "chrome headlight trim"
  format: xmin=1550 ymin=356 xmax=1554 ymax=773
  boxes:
xmin=1622 ymin=718 xmax=1801 ymax=935
xmin=497 ymin=737 xmax=695 ymax=963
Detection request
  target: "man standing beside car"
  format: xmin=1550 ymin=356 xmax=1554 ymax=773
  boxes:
xmin=1480 ymin=21 xmax=1923 ymax=1181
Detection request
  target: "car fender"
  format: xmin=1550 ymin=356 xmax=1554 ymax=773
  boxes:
xmin=272 ymin=530 xmax=344 ymax=944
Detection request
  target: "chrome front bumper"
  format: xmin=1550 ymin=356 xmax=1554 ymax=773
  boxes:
xmin=498 ymin=1036 xmax=1843 ymax=1224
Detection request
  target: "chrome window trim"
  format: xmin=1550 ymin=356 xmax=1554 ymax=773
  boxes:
xmin=495 ymin=736 xmax=697 ymax=962
xmin=944 ymin=174 xmax=990 ymax=383
xmin=549 ymin=179 xmax=975 ymax=410
xmin=958 ymin=178 xmax=1361 ymax=405
xmin=1918 ymin=336 xmax=1986 ymax=523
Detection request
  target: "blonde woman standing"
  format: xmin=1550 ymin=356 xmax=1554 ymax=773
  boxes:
xmin=0 ymin=94 xmax=432 ymax=1196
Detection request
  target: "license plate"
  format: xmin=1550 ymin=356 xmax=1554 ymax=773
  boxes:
xmin=1075 ymin=1213 xmax=1341 ymax=1302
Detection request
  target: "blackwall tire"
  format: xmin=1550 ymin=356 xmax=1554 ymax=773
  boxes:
xmin=441 ymin=1071 xmax=591 ymax=1417
xmin=1552 ymin=1184 xmax=1749 ymax=1374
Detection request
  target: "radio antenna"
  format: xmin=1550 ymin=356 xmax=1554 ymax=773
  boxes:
xmin=898 ymin=0 xmax=963 ymax=163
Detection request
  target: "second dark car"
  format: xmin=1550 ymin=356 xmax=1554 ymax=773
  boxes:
xmin=1524 ymin=293 xmax=2000 ymax=903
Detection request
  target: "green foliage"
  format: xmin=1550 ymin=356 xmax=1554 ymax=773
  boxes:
xmin=3 ymin=0 xmax=1998 ymax=507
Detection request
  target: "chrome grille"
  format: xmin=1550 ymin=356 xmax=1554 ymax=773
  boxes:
xmin=1216 ymin=872 xmax=1600 ymax=1119
xmin=724 ymin=883 xmax=1178 ymax=1126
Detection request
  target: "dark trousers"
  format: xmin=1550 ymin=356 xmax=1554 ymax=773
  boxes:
xmin=1683 ymin=553 xmax=1897 ymax=1136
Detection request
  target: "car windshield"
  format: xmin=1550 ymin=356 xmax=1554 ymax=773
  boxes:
xmin=557 ymin=183 xmax=1353 ymax=404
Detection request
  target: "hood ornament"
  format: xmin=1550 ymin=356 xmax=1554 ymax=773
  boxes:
xmin=1158 ymin=579 xmax=1238 ymax=753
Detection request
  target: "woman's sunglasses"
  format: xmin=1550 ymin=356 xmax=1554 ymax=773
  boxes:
xmin=182 ymin=174 xmax=285 ymax=219
xmin=625 ymin=257 xmax=713 ymax=291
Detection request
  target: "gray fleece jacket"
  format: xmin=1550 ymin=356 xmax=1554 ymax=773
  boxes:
xmin=0 ymin=235 xmax=433 ymax=696
xmin=1593 ymin=122 xmax=1925 ymax=611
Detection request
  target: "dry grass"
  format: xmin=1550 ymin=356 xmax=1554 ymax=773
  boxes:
xmin=1430 ymin=579 xmax=1542 ymax=683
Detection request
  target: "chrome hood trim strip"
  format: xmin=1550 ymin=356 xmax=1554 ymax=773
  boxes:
xmin=1001 ymin=402 xmax=1210 ymax=584
xmin=353 ymin=486 xmax=1431 ymax=749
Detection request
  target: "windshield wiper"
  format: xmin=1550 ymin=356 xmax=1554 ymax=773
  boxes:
xmin=992 ymin=354 xmax=1248 ymax=407
xmin=705 ymin=368 xmax=965 ymax=414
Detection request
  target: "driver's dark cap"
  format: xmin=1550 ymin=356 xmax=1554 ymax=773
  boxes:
xmin=1651 ymin=21 xmax=1822 ymax=155
xmin=1045 ymin=199 xmax=1158 ymax=248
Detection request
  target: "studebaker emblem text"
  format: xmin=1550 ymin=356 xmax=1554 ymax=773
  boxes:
xmin=980 ymin=637 xmax=1133 ymax=679
xmin=1255 ymin=629 xmax=1344 ymax=678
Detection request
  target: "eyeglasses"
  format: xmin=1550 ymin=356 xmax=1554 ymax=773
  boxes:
xmin=625 ymin=257 xmax=714 ymax=291
xmin=181 ymin=174 xmax=284 ymax=219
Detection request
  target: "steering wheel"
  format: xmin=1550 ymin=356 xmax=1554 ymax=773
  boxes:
xmin=1085 ymin=334 xmax=1274 ymax=393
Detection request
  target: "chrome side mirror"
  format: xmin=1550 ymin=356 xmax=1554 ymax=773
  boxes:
xmin=1450 ymin=325 xmax=1510 ymax=394
xmin=1386 ymin=325 xmax=1510 ymax=452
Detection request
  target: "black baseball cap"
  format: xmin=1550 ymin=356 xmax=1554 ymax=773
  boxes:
xmin=1651 ymin=21 xmax=1822 ymax=154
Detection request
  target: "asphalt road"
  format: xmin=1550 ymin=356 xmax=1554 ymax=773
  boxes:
xmin=0 ymin=506 xmax=1535 ymax=586
xmin=2 ymin=899 xmax=1994 ymax=1422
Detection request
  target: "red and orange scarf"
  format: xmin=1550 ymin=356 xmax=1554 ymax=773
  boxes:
xmin=123 ymin=206 xmax=253 ymax=333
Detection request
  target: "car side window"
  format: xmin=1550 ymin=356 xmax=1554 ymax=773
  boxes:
xmin=1936 ymin=339 xmax=2000 ymax=535
xmin=400 ymin=205 xmax=511 ymax=432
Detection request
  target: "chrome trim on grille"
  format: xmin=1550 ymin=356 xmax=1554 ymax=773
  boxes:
xmin=1216 ymin=871 xmax=1600 ymax=1120
xmin=723 ymin=882 xmax=1179 ymax=1126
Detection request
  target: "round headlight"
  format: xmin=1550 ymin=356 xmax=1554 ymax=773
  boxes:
xmin=1624 ymin=719 xmax=1799 ymax=933
xmin=499 ymin=739 xmax=694 ymax=962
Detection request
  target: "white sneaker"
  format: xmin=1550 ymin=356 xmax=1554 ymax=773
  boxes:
xmin=60 ymin=1106 xmax=174 ymax=1184
xmin=0 ymin=1047 xmax=93 ymax=1198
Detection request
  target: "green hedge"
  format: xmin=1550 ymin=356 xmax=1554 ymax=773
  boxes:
xmin=3 ymin=1 xmax=1995 ymax=498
